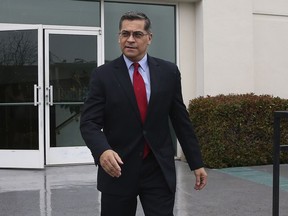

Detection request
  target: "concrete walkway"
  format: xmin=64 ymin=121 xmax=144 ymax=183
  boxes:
xmin=0 ymin=161 xmax=288 ymax=216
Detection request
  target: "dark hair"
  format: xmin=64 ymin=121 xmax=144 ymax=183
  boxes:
xmin=119 ymin=11 xmax=151 ymax=33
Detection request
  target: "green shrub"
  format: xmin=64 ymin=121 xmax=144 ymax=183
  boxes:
xmin=188 ymin=93 xmax=288 ymax=168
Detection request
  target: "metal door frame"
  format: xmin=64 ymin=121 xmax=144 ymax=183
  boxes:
xmin=44 ymin=25 xmax=103 ymax=165
xmin=0 ymin=23 xmax=44 ymax=168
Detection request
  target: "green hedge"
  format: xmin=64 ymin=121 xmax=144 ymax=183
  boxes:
xmin=188 ymin=93 xmax=288 ymax=168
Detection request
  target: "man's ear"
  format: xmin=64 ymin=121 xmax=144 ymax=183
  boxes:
xmin=147 ymin=33 xmax=152 ymax=45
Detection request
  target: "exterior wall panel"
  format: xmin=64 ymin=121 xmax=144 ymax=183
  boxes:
xmin=200 ymin=0 xmax=254 ymax=96
xmin=254 ymin=14 xmax=288 ymax=98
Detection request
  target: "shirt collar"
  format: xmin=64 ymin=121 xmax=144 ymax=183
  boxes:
xmin=123 ymin=54 xmax=148 ymax=71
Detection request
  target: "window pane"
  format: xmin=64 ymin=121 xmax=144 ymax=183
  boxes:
xmin=0 ymin=30 xmax=38 ymax=103
xmin=48 ymin=33 xmax=97 ymax=147
xmin=0 ymin=29 xmax=39 ymax=150
xmin=104 ymin=2 xmax=176 ymax=63
xmin=49 ymin=34 xmax=96 ymax=102
xmin=0 ymin=0 xmax=100 ymax=27
xmin=0 ymin=106 xmax=38 ymax=149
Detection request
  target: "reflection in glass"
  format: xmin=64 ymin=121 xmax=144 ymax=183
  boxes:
xmin=0 ymin=30 xmax=38 ymax=150
xmin=50 ymin=63 xmax=91 ymax=103
xmin=0 ymin=106 xmax=38 ymax=150
xmin=49 ymin=34 xmax=97 ymax=147
xmin=50 ymin=105 xmax=85 ymax=147
xmin=0 ymin=30 xmax=38 ymax=103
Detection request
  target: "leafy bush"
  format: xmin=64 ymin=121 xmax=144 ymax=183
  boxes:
xmin=188 ymin=93 xmax=288 ymax=168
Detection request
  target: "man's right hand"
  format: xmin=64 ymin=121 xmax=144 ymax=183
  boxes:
xmin=99 ymin=150 xmax=124 ymax=177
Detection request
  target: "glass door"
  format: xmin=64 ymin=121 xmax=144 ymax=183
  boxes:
xmin=0 ymin=24 xmax=44 ymax=168
xmin=44 ymin=26 xmax=102 ymax=165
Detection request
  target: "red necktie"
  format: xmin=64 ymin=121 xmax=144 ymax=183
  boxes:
xmin=133 ymin=62 xmax=150 ymax=158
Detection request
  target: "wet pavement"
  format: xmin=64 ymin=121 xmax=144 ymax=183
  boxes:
xmin=0 ymin=161 xmax=288 ymax=216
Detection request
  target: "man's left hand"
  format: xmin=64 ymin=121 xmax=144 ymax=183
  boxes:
xmin=194 ymin=167 xmax=207 ymax=190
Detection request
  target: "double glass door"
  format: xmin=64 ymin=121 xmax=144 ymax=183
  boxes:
xmin=0 ymin=24 xmax=102 ymax=168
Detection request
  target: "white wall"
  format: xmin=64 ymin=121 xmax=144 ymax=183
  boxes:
xmin=178 ymin=2 xmax=197 ymax=105
xmin=253 ymin=0 xmax=288 ymax=15
xmin=191 ymin=0 xmax=288 ymax=99
xmin=195 ymin=1 xmax=204 ymax=97
xmin=253 ymin=0 xmax=288 ymax=98
xmin=195 ymin=0 xmax=254 ymax=96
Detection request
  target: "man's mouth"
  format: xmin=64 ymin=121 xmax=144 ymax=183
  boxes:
xmin=125 ymin=46 xmax=136 ymax=49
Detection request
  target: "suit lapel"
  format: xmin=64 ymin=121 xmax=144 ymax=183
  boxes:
xmin=146 ymin=56 xmax=160 ymax=122
xmin=112 ymin=56 xmax=142 ymax=122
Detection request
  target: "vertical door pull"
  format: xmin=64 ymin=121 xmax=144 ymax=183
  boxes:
xmin=46 ymin=86 xmax=53 ymax=106
xmin=34 ymin=84 xmax=41 ymax=106
xmin=49 ymin=85 xmax=53 ymax=106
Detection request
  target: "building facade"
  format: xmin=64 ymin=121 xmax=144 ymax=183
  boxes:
xmin=0 ymin=0 xmax=287 ymax=168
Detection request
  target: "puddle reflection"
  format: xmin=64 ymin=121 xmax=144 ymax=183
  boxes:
xmin=0 ymin=165 xmax=100 ymax=216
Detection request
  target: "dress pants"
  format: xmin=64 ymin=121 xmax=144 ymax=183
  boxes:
xmin=101 ymin=153 xmax=175 ymax=216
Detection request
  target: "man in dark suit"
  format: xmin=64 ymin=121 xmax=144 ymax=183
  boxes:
xmin=80 ymin=11 xmax=207 ymax=216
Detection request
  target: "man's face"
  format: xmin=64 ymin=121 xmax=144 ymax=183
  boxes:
xmin=119 ymin=19 xmax=152 ymax=62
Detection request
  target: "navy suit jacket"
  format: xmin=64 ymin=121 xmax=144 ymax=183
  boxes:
xmin=80 ymin=55 xmax=204 ymax=195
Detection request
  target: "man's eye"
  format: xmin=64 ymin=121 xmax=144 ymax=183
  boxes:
xmin=121 ymin=32 xmax=130 ymax=37
xmin=134 ymin=32 xmax=144 ymax=38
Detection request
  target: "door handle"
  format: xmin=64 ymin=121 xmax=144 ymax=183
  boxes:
xmin=49 ymin=85 xmax=53 ymax=106
xmin=34 ymin=84 xmax=41 ymax=106
xmin=46 ymin=85 xmax=53 ymax=106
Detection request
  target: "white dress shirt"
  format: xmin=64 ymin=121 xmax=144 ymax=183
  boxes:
xmin=123 ymin=54 xmax=151 ymax=102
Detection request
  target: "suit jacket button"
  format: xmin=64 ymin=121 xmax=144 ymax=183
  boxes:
xmin=143 ymin=130 xmax=147 ymax=135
